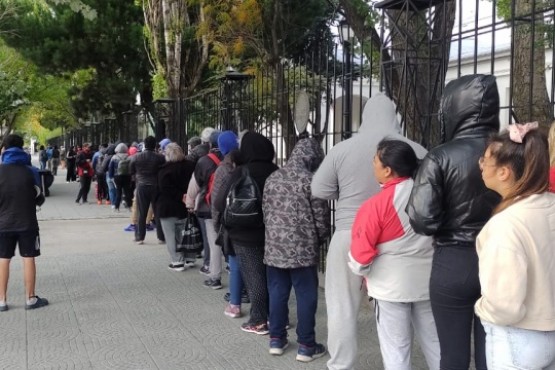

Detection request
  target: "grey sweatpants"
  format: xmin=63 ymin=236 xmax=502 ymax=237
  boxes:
xmin=325 ymin=230 xmax=364 ymax=370
xmin=374 ymin=299 xmax=440 ymax=370
xmin=160 ymin=217 xmax=185 ymax=264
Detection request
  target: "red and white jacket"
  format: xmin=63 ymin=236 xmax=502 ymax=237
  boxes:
xmin=349 ymin=177 xmax=433 ymax=302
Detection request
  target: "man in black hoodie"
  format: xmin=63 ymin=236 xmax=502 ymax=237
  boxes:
xmin=0 ymin=134 xmax=48 ymax=312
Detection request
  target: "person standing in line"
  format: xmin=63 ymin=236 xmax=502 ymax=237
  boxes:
xmin=65 ymin=146 xmax=77 ymax=182
xmin=93 ymin=144 xmax=109 ymax=205
xmin=100 ymin=144 xmax=117 ymax=206
xmin=109 ymin=143 xmax=133 ymax=212
xmin=407 ymin=74 xmax=501 ymax=370
xmin=263 ymin=138 xmax=330 ymax=362
xmin=75 ymin=143 xmax=94 ymax=204
xmin=129 ymin=136 xmax=165 ymax=245
xmin=50 ymin=145 xmax=60 ymax=176
xmin=38 ymin=145 xmax=47 ymax=171
xmin=475 ymin=124 xmax=555 ymax=369
xmin=349 ymin=140 xmax=439 ymax=370
xmin=0 ymin=134 xmax=48 ymax=312
xmin=155 ymin=143 xmax=196 ymax=271
xmin=212 ymin=132 xmax=278 ymax=335
xmin=311 ymin=93 xmax=427 ymax=370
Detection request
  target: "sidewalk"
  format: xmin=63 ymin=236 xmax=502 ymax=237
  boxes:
xmin=0 ymin=166 xmax=429 ymax=369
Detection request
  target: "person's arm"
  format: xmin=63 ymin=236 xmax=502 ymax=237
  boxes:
xmin=210 ymin=165 xmax=234 ymax=231
xmin=311 ymin=152 xmax=339 ymax=200
xmin=129 ymin=156 xmax=136 ymax=176
xmin=185 ymin=173 xmax=200 ymax=210
xmin=475 ymin=226 xmax=528 ymax=326
xmin=108 ymin=158 xmax=116 ymax=178
xmin=406 ymin=154 xmax=444 ymax=236
xmin=348 ymin=199 xmax=381 ymax=276
xmin=308 ymin=178 xmax=331 ymax=244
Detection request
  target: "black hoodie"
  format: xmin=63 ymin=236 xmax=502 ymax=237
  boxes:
xmin=407 ymin=74 xmax=501 ymax=248
xmin=212 ymin=132 xmax=278 ymax=247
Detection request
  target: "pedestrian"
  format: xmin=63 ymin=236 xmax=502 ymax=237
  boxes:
xmin=311 ymin=93 xmax=427 ymax=370
xmin=65 ymin=146 xmax=77 ymax=182
xmin=109 ymin=143 xmax=133 ymax=212
xmin=129 ymin=136 xmax=165 ymax=244
xmin=155 ymin=143 xmax=196 ymax=271
xmin=38 ymin=145 xmax=48 ymax=171
xmin=210 ymin=131 xmax=241 ymax=317
xmin=349 ymin=139 xmax=439 ymax=370
xmin=75 ymin=143 xmax=94 ymax=204
xmin=407 ymin=74 xmax=501 ymax=370
xmin=46 ymin=145 xmax=53 ymax=171
xmin=101 ymin=144 xmax=117 ymax=206
xmin=263 ymin=138 xmax=330 ymax=362
xmin=212 ymin=132 xmax=278 ymax=335
xmin=0 ymin=134 xmax=48 ymax=312
xmin=93 ymin=144 xmax=109 ymax=205
xmin=475 ymin=123 xmax=555 ymax=369
xmin=51 ymin=145 xmax=60 ymax=175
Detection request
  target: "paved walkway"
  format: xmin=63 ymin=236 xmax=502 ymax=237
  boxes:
xmin=0 ymin=162 xmax=430 ymax=369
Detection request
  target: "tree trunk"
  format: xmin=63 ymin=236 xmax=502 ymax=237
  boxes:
xmin=512 ymin=0 xmax=552 ymax=126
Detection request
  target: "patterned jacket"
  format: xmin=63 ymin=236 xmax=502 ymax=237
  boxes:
xmin=263 ymin=138 xmax=331 ymax=269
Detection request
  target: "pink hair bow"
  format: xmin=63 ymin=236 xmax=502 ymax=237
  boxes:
xmin=509 ymin=121 xmax=539 ymax=143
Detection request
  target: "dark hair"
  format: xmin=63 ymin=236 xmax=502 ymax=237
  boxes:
xmin=3 ymin=134 xmax=24 ymax=149
xmin=376 ymin=139 xmax=419 ymax=178
xmin=144 ymin=136 xmax=156 ymax=150
xmin=487 ymin=128 xmax=549 ymax=213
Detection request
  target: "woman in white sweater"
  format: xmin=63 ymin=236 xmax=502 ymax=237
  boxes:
xmin=476 ymin=122 xmax=555 ymax=369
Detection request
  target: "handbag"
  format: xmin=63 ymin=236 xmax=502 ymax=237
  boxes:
xmin=175 ymin=214 xmax=203 ymax=253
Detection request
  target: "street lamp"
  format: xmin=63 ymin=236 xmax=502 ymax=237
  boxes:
xmin=339 ymin=20 xmax=355 ymax=139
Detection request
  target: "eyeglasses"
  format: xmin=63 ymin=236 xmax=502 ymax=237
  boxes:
xmin=478 ymin=156 xmax=496 ymax=168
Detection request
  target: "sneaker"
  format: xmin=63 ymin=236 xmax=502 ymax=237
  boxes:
xmin=135 ymin=240 xmax=144 ymax=245
xmin=224 ymin=303 xmax=241 ymax=318
xmin=146 ymin=224 xmax=155 ymax=231
xmin=124 ymin=224 xmax=136 ymax=232
xmin=0 ymin=302 xmax=8 ymax=312
xmin=184 ymin=261 xmax=196 ymax=268
xmin=168 ymin=263 xmax=185 ymax=272
xmin=296 ymin=343 xmax=327 ymax=362
xmin=25 ymin=296 xmax=49 ymax=310
xmin=241 ymin=322 xmax=269 ymax=335
xmin=224 ymin=291 xmax=250 ymax=304
xmin=203 ymin=279 xmax=222 ymax=290
xmin=269 ymin=337 xmax=289 ymax=356
xmin=199 ymin=266 xmax=210 ymax=276
xmin=225 ymin=264 xmax=230 ymax=274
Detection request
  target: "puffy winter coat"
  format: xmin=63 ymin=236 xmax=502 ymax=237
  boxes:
xmin=407 ymin=74 xmax=501 ymax=247
xmin=263 ymin=138 xmax=331 ymax=269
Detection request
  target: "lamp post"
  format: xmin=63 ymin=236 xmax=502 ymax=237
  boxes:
xmin=339 ymin=20 xmax=355 ymax=139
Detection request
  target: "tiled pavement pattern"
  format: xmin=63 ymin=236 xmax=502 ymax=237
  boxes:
xmin=0 ymin=160 xmax=433 ymax=369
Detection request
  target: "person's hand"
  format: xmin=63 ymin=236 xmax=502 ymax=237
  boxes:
xmin=187 ymin=208 xmax=195 ymax=214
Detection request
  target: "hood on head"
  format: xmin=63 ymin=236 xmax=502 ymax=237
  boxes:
xmin=128 ymin=146 xmax=138 ymax=156
xmin=440 ymin=74 xmax=500 ymax=142
xmin=358 ymin=93 xmax=401 ymax=135
xmin=239 ymin=132 xmax=275 ymax=163
xmin=286 ymin=138 xmax=324 ymax=172
xmin=115 ymin=143 xmax=128 ymax=154
xmin=1 ymin=147 xmax=31 ymax=165
xmin=106 ymin=144 xmax=117 ymax=155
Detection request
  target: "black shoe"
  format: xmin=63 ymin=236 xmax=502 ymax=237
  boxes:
xmin=25 ymin=296 xmax=49 ymax=310
xmin=203 ymin=278 xmax=222 ymax=290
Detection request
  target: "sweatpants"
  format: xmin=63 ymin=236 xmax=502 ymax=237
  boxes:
xmin=160 ymin=217 xmax=185 ymax=264
xmin=234 ymin=244 xmax=268 ymax=325
xmin=325 ymin=230 xmax=364 ymax=370
xmin=374 ymin=299 xmax=440 ymax=370
xmin=204 ymin=218 xmax=222 ymax=280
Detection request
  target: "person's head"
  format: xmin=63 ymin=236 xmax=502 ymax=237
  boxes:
xmin=217 ymin=131 xmax=238 ymax=155
xmin=3 ymin=134 xmax=24 ymax=150
xmin=128 ymin=146 xmax=138 ymax=156
xmin=164 ymin=143 xmax=185 ymax=162
xmin=144 ymin=136 xmax=156 ymax=151
xmin=115 ymin=143 xmax=128 ymax=154
xmin=548 ymin=120 xmax=555 ymax=167
xmin=39 ymin=145 xmax=45 ymax=150
xmin=187 ymin=136 xmax=201 ymax=150
xmin=209 ymin=131 xmax=221 ymax=149
xmin=480 ymin=122 xmax=549 ymax=213
xmin=200 ymin=127 xmax=215 ymax=144
xmin=373 ymin=139 xmax=419 ymax=184
xmin=159 ymin=138 xmax=171 ymax=152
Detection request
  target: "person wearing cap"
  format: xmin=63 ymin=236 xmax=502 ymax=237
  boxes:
xmin=210 ymin=131 xmax=242 ymax=317
xmin=193 ymin=130 xmax=224 ymax=289
xmin=0 ymin=134 xmax=48 ymax=312
xmin=159 ymin=138 xmax=171 ymax=153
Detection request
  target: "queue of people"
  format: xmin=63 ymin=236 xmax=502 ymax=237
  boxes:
xmin=6 ymin=73 xmax=555 ymax=369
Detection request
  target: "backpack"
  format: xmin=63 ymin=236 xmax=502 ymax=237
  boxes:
xmin=40 ymin=151 xmax=48 ymax=162
xmin=222 ymin=166 xmax=263 ymax=228
xmin=116 ymin=157 xmax=130 ymax=176
xmin=95 ymin=153 xmax=105 ymax=173
xmin=203 ymin=153 xmax=221 ymax=205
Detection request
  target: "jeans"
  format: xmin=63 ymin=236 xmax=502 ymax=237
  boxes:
xmin=228 ymin=255 xmax=244 ymax=306
xmin=430 ymin=246 xmax=486 ymax=370
xmin=483 ymin=321 xmax=555 ymax=370
xmin=106 ymin=176 xmax=117 ymax=204
xmin=267 ymin=265 xmax=318 ymax=346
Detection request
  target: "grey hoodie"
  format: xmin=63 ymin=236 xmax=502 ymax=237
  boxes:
xmin=311 ymin=93 xmax=427 ymax=231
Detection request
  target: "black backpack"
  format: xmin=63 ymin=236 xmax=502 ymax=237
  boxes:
xmin=223 ymin=167 xmax=263 ymax=228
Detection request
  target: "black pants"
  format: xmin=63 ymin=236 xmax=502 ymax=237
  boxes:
xmin=234 ymin=244 xmax=268 ymax=325
xmin=66 ymin=162 xmax=76 ymax=182
xmin=430 ymin=246 xmax=487 ymax=370
xmin=96 ymin=173 xmax=108 ymax=201
xmin=76 ymin=176 xmax=91 ymax=202
xmin=135 ymin=184 xmax=157 ymax=242
xmin=114 ymin=175 xmax=133 ymax=210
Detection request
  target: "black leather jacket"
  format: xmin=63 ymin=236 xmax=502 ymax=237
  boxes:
xmin=407 ymin=74 xmax=501 ymax=248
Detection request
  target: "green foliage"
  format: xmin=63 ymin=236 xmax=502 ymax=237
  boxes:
xmin=152 ymin=69 xmax=168 ymax=100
